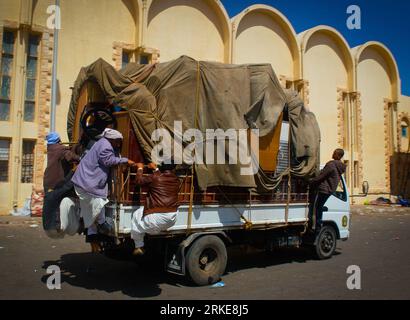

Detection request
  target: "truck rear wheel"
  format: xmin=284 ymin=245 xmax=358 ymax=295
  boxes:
xmin=314 ymin=225 xmax=337 ymax=260
xmin=185 ymin=235 xmax=227 ymax=286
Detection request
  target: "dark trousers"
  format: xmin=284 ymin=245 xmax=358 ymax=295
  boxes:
xmin=309 ymin=192 xmax=331 ymax=231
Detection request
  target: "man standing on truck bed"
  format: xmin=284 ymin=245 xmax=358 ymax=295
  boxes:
xmin=71 ymin=128 xmax=136 ymax=252
xmin=131 ymin=161 xmax=180 ymax=256
xmin=309 ymin=148 xmax=346 ymax=232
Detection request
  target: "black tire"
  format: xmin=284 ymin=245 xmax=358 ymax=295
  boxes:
xmin=314 ymin=225 xmax=337 ymax=260
xmin=185 ymin=235 xmax=227 ymax=286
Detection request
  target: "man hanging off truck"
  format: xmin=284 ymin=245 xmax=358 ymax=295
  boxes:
xmin=71 ymin=128 xmax=136 ymax=252
xmin=309 ymin=148 xmax=346 ymax=232
xmin=131 ymin=161 xmax=180 ymax=256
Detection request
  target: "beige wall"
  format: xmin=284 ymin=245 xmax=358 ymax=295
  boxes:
xmin=357 ymin=48 xmax=392 ymax=192
xmin=0 ymin=0 xmax=138 ymax=213
xmin=303 ymin=32 xmax=349 ymax=164
xmin=39 ymin=0 xmax=137 ymax=142
xmin=27 ymin=0 xmax=137 ymax=142
xmin=146 ymin=0 xmax=227 ymax=63
xmin=233 ymin=11 xmax=294 ymax=79
xmin=400 ymin=95 xmax=410 ymax=114
xmin=0 ymin=1 xmax=19 ymax=22
xmin=0 ymin=0 xmax=409 ymax=213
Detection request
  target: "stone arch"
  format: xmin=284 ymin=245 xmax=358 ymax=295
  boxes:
xmin=144 ymin=0 xmax=231 ymax=62
xmin=353 ymin=41 xmax=401 ymax=192
xmin=299 ymin=26 xmax=355 ymax=166
xmin=353 ymin=41 xmax=400 ymax=101
xmin=300 ymin=25 xmax=355 ymax=90
xmin=232 ymin=4 xmax=300 ymax=80
xmin=122 ymin=0 xmax=140 ymax=46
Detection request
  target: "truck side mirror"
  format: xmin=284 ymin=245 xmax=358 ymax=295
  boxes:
xmin=362 ymin=181 xmax=369 ymax=196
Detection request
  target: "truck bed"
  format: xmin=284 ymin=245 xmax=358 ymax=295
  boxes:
xmin=106 ymin=203 xmax=309 ymax=236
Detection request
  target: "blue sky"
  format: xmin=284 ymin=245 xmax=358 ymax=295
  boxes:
xmin=221 ymin=0 xmax=410 ymax=96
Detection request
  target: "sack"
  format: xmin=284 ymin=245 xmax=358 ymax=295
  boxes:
xmin=45 ymin=197 xmax=81 ymax=239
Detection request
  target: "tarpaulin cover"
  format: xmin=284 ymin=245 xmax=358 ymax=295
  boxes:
xmin=67 ymin=56 xmax=320 ymax=191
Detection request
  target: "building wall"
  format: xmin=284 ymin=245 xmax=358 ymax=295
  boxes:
xmin=357 ymin=48 xmax=392 ymax=192
xmin=0 ymin=0 xmax=51 ymax=213
xmin=0 ymin=0 xmax=408 ymax=213
xmin=145 ymin=0 xmax=228 ymax=63
xmin=0 ymin=1 xmax=19 ymax=21
xmin=33 ymin=0 xmax=138 ymax=142
xmin=0 ymin=0 xmax=138 ymax=214
xmin=233 ymin=11 xmax=294 ymax=79
xmin=302 ymin=32 xmax=350 ymax=164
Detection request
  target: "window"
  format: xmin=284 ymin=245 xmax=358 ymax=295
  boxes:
xmin=343 ymin=160 xmax=349 ymax=187
xmin=0 ymin=30 xmax=15 ymax=121
xmin=402 ymin=126 xmax=408 ymax=138
xmin=21 ymin=140 xmax=35 ymax=183
xmin=122 ymin=50 xmax=130 ymax=69
xmin=401 ymin=119 xmax=409 ymax=153
xmin=0 ymin=138 xmax=11 ymax=182
xmin=333 ymin=176 xmax=348 ymax=202
xmin=139 ymin=54 xmax=150 ymax=65
xmin=24 ymin=34 xmax=40 ymax=122
xmin=402 ymin=120 xmax=408 ymax=138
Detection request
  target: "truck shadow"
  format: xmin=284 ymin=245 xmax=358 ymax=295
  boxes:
xmin=40 ymin=252 xmax=182 ymax=298
xmin=40 ymin=247 xmax=341 ymax=297
xmin=226 ymin=246 xmax=341 ymax=274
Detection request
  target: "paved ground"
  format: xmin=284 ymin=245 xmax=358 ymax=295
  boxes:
xmin=0 ymin=206 xmax=410 ymax=300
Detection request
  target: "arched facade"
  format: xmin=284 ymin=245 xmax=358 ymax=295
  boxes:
xmin=299 ymin=26 xmax=355 ymax=170
xmin=1 ymin=0 xmax=410 ymax=213
xmin=232 ymin=5 xmax=300 ymax=81
xmin=353 ymin=41 xmax=401 ymax=193
xmin=143 ymin=0 xmax=231 ymax=62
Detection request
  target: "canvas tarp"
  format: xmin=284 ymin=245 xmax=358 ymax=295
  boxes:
xmin=67 ymin=56 xmax=320 ymax=191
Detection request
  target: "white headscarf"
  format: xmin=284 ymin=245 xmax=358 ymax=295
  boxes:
xmin=102 ymin=128 xmax=123 ymax=140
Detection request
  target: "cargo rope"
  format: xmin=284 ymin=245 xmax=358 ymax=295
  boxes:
xmin=186 ymin=62 xmax=253 ymax=232
xmin=285 ymin=121 xmax=291 ymax=225
xmin=186 ymin=62 xmax=201 ymax=234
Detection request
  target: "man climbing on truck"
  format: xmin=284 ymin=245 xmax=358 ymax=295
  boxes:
xmin=131 ymin=161 xmax=180 ymax=256
xmin=309 ymin=148 xmax=346 ymax=232
xmin=71 ymin=128 xmax=136 ymax=252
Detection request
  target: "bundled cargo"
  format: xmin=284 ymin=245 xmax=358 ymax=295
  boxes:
xmin=67 ymin=56 xmax=321 ymax=194
xmin=42 ymin=56 xmax=348 ymax=288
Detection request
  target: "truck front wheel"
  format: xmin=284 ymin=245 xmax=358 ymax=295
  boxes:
xmin=185 ymin=235 xmax=227 ymax=286
xmin=314 ymin=225 xmax=337 ymax=260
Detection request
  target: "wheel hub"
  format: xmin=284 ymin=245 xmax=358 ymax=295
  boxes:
xmin=321 ymin=232 xmax=334 ymax=252
xmin=199 ymin=248 xmax=217 ymax=271
xmin=200 ymin=255 xmax=209 ymax=265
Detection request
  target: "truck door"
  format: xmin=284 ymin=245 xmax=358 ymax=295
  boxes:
xmin=323 ymin=176 xmax=350 ymax=239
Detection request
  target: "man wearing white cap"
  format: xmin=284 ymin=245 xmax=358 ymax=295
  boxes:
xmin=72 ymin=128 xmax=136 ymax=252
